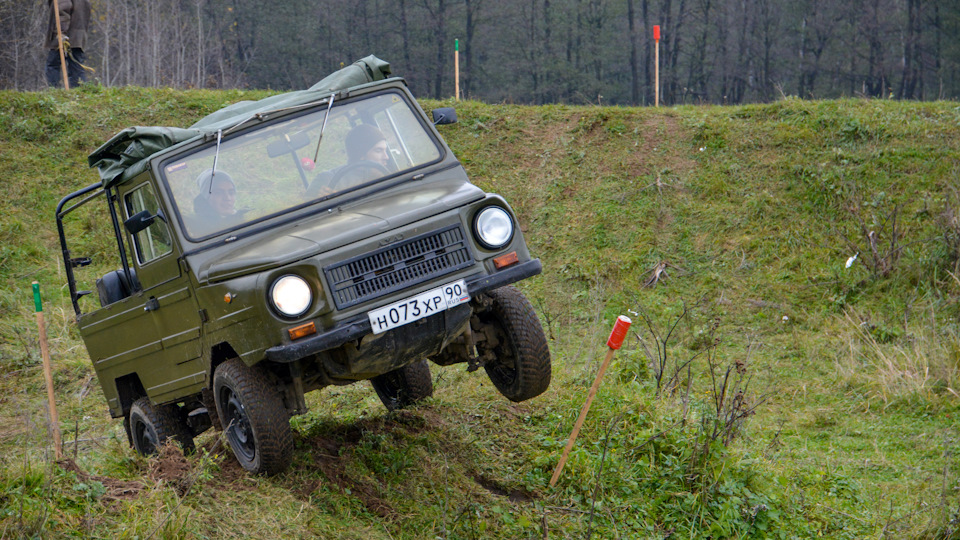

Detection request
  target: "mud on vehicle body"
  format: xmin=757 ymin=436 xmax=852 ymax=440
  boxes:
xmin=57 ymin=56 xmax=551 ymax=475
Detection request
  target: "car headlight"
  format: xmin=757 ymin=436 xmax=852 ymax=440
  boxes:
xmin=270 ymin=275 xmax=312 ymax=317
xmin=474 ymin=206 xmax=514 ymax=249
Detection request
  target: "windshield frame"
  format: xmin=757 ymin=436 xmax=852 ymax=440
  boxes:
xmin=156 ymin=88 xmax=446 ymax=244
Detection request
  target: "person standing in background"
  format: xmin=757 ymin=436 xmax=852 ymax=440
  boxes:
xmin=45 ymin=0 xmax=91 ymax=88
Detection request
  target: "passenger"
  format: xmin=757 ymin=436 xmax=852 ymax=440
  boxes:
xmin=190 ymin=169 xmax=240 ymax=235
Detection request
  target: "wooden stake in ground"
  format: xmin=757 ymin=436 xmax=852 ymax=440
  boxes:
xmin=33 ymin=281 xmax=63 ymax=459
xmin=51 ymin=0 xmax=70 ymax=89
xmin=454 ymin=38 xmax=460 ymax=100
xmin=549 ymin=315 xmax=632 ymax=487
xmin=653 ymin=25 xmax=660 ymax=107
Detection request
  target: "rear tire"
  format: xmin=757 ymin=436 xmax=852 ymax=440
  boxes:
xmin=128 ymin=397 xmax=195 ymax=455
xmin=213 ymin=359 xmax=294 ymax=476
xmin=370 ymin=360 xmax=434 ymax=411
xmin=478 ymin=286 xmax=551 ymax=402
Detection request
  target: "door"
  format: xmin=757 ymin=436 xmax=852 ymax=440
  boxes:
xmin=121 ymin=181 xmax=205 ymax=404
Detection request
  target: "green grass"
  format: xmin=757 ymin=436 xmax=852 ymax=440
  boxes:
xmin=1 ymin=87 xmax=959 ymax=538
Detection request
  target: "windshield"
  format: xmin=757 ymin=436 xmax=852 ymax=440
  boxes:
xmin=160 ymin=91 xmax=442 ymax=239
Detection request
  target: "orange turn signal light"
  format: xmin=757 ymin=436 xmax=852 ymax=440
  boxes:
xmin=493 ymin=251 xmax=519 ymax=269
xmin=288 ymin=322 xmax=317 ymax=341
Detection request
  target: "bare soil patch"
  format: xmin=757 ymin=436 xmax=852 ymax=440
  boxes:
xmin=472 ymin=474 xmax=536 ymax=503
xmin=58 ymin=458 xmax=144 ymax=502
xmin=147 ymin=443 xmax=194 ymax=496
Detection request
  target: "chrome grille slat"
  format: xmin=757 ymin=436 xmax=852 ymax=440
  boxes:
xmin=324 ymin=225 xmax=474 ymax=310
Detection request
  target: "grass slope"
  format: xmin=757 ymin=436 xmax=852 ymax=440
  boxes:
xmin=1 ymin=85 xmax=959 ymax=538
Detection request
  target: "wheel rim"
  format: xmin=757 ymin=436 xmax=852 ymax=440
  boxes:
xmin=133 ymin=416 xmax=158 ymax=454
xmin=487 ymin=320 xmax=519 ymax=387
xmin=376 ymin=372 xmax=404 ymax=410
xmin=221 ymin=387 xmax=257 ymax=463
xmin=488 ymin=359 xmax=518 ymax=387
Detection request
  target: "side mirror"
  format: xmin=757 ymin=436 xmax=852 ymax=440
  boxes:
xmin=124 ymin=210 xmax=156 ymax=234
xmin=432 ymin=108 xmax=458 ymax=125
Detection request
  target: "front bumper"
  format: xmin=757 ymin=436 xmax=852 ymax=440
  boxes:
xmin=264 ymin=258 xmax=542 ymax=363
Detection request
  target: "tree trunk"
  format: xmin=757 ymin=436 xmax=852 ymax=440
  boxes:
xmin=689 ymin=0 xmax=711 ymax=102
xmin=643 ymin=0 xmax=651 ymax=103
xmin=865 ymin=0 xmax=887 ymax=97
xmin=671 ymin=0 xmax=687 ymax=101
xmin=463 ymin=0 xmax=481 ymax=98
xmin=434 ymin=0 xmax=446 ymax=99
xmin=933 ymin=1 xmax=941 ymax=99
xmin=196 ymin=0 xmax=204 ymax=88
xmin=543 ymin=0 xmax=552 ymax=103
xmin=400 ymin=0 xmax=412 ymax=70
xmin=716 ymin=0 xmax=729 ymax=102
xmin=628 ymin=0 xmax=640 ymax=104
xmin=897 ymin=0 xmax=920 ymax=99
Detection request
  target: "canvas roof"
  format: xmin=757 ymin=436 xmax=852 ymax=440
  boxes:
xmin=88 ymin=55 xmax=392 ymax=189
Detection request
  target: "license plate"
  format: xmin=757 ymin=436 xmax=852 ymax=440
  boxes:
xmin=368 ymin=279 xmax=470 ymax=334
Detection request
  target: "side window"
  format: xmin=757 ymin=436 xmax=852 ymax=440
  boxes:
xmin=372 ymin=99 xmax=440 ymax=169
xmin=125 ymin=183 xmax=172 ymax=264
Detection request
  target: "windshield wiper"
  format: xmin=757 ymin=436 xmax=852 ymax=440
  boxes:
xmin=312 ymin=93 xmax=336 ymax=163
xmin=208 ymin=129 xmax=223 ymax=191
xmin=202 ymin=96 xmax=335 ymax=140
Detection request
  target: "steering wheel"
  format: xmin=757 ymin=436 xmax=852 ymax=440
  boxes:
xmin=329 ymin=160 xmax=390 ymax=189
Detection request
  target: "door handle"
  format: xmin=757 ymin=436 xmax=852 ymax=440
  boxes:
xmin=144 ymin=297 xmax=160 ymax=311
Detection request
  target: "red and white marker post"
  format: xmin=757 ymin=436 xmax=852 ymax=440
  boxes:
xmin=549 ymin=315 xmax=632 ymax=487
xmin=653 ymin=25 xmax=661 ymax=107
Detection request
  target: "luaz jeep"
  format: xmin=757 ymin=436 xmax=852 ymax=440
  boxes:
xmin=57 ymin=56 xmax=550 ymax=475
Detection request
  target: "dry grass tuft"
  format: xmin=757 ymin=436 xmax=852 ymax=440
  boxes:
xmin=837 ymin=309 xmax=960 ymax=405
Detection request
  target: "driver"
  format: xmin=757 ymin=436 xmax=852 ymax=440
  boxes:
xmin=346 ymin=124 xmax=389 ymax=167
xmin=309 ymin=124 xmax=391 ymax=197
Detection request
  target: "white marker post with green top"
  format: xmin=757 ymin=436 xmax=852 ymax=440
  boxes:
xmin=454 ymin=39 xmax=460 ymax=100
xmin=33 ymin=281 xmax=63 ymax=459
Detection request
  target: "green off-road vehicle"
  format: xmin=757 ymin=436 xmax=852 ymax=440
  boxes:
xmin=57 ymin=56 xmax=550 ymax=475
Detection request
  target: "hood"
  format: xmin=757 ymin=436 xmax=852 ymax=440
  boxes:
xmin=197 ymin=176 xmax=484 ymax=282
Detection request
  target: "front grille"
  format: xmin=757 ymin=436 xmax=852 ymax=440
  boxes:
xmin=324 ymin=224 xmax=474 ymax=310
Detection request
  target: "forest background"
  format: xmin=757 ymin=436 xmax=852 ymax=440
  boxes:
xmin=2 ymin=0 xmax=959 ymax=105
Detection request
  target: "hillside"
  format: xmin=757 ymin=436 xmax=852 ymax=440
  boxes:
xmin=1 ymin=86 xmax=959 ymax=538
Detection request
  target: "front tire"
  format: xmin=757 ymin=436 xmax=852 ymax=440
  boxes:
xmin=213 ymin=359 xmax=294 ymax=476
xmin=370 ymin=360 xmax=434 ymax=411
xmin=128 ymin=397 xmax=195 ymax=455
xmin=478 ymin=286 xmax=552 ymax=402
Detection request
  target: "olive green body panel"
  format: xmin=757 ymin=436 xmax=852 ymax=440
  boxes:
xmin=78 ymin=293 xmax=163 ymax=414
xmin=143 ymin=279 xmax=204 ymax=403
xmin=78 ymin=176 xmax=205 ymax=417
xmin=78 ymin=272 xmax=205 ymax=417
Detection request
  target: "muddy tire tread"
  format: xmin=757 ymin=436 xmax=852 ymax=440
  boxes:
xmin=214 ymin=359 xmax=294 ymax=476
xmin=128 ymin=397 xmax=195 ymax=454
xmin=370 ymin=359 xmax=434 ymax=411
xmin=482 ymin=285 xmax=552 ymax=402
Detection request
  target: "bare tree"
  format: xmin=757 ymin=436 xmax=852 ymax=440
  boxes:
xmin=897 ymin=0 xmax=922 ymax=99
xmin=3 ymin=0 xmax=960 ymax=103
xmin=627 ymin=0 xmax=640 ymax=103
xmin=461 ymin=0 xmax=483 ymax=98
